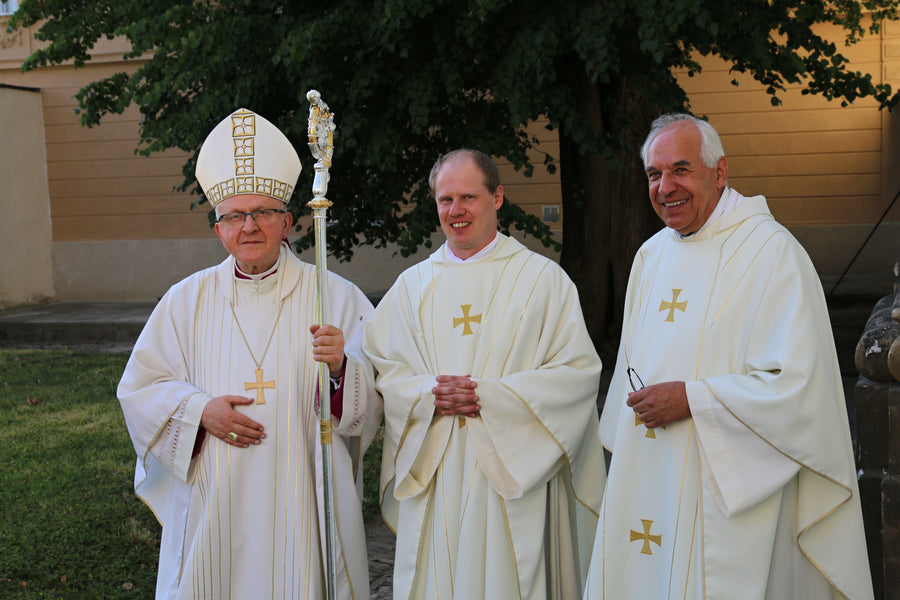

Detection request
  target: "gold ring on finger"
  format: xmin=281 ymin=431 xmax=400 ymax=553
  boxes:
xmin=228 ymin=431 xmax=238 ymax=441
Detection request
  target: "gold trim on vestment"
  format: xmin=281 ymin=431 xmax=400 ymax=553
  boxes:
xmin=189 ymin=264 xmax=343 ymax=597
xmin=387 ymin=240 xmax=602 ymax=597
xmin=699 ymin=473 xmax=706 ymax=599
xmin=135 ymin=398 xmax=189 ymax=526
xmin=408 ymin=478 xmax=437 ymax=600
xmin=668 ymin=420 xmax=696 ymax=596
xmin=709 ymin=227 xmax=780 ymax=328
xmin=499 ymin=495 xmax=524 ymax=598
xmin=702 ymin=381 xmax=854 ymax=599
xmin=493 ymin=256 xmax=549 ymax=377
xmin=475 ymin=253 xmax=522 ymax=374
xmin=392 ymin=395 xmax=423 ymax=465
xmin=502 ymin=381 xmax=601 ymax=519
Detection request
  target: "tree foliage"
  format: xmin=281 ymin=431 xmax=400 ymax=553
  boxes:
xmin=9 ymin=0 xmax=899 ymax=349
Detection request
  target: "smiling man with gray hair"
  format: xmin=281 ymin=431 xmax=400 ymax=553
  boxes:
xmin=583 ymin=113 xmax=873 ymax=599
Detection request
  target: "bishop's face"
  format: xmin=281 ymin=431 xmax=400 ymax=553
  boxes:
xmin=214 ymin=194 xmax=292 ymax=274
xmin=433 ymin=155 xmax=504 ymax=260
xmin=644 ymin=121 xmax=727 ymax=236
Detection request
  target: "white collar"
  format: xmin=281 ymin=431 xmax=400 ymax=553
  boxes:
xmin=677 ymin=187 xmax=742 ymax=238
xmin=444 ymin=232 xmax=500 ymax=263
xmin=235 ymin=259 xmax=279 ymax=281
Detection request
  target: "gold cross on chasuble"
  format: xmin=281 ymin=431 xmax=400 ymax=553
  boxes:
xmin=630 ymin=519 xmax=662 ymax=555
xmin=453 ymin=304 xmax=482 ymax=336
xmin=634 ymin=414 xmax=667 ymax=438
xmin=659 ymin=288 xmax=687 ymax=322
xmin=635 ymin=414 xmax=657 ymax=438
xmin=245 ymin=367 xmax=275 ymax=404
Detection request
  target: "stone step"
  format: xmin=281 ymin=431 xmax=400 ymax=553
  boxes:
xmin=0 ymin=302 xmax=155 ymax=348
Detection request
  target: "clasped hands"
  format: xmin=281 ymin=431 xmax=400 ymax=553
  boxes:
xmin=200 ymin=324 xmax=345 ymax=448
xmin=433 ymin=374 xmax=481 ymax=418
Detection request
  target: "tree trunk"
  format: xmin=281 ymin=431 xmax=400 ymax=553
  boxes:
xmin=559 ymin=72 xmax=660 ymax=361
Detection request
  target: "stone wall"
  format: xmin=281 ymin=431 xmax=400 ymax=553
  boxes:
xmin=856 ymin=258 xmax=900 ymax=599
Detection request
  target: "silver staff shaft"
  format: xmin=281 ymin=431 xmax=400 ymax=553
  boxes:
xmin=307 ymin=89 xmax=338 ymax=600
xmin=313 ymin=203 xmax=337 ymax=600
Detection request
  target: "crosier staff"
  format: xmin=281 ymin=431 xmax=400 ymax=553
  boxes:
xmin=306 ymin=88 xmax=338 ymax=600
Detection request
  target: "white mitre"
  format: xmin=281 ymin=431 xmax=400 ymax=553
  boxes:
xmin=196 ymin=108 xmax=302 ymax=207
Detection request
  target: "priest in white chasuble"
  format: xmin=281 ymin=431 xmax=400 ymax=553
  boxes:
xmin=363 ymin=149 xmax=607 ymax=600
xmin=583 ymin=114 xmax=872 ymax=599
xmin=117 ymin=108 xmax=380 ymax=600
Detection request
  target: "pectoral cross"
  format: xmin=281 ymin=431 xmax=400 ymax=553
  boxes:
xmin=630 ymin=519 xmax=662 ymax=555
xmin=659 ymin=289 xmax=687 ymax=322
xmin=245 ymin=367 xmax=275 ymax=404
xmin=453 ymin=304 xmax=482 ymax=336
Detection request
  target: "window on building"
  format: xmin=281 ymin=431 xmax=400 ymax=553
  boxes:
xmin=0 ymin=1 xmax=17 ymax=16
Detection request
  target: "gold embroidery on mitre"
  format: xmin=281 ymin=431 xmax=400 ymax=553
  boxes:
xmin=659 ymin=288 xmax=687 ymax=322
xmin=630 ymin=519 xmax=662 ymax=555
xmin=256 ymin=177 xmax=273 ymax=196
xmin=232 ymin=111 xmax=256 ymax=137
xmin=272 ymin=181 xmax=292 ymax=201
xmin=453 ymin=304 xmax=482 ymax=336
xmin=221 ymin=179 xmax=236 ymax=197
xmin=234 ymin=135 xmax=254 ymax=157
xmin=196 ymin=108 xmax=301 ymax=207
xmin=236 ymin=176 xmax=255 ymax=194
xmin=235 ymin=157 xmax=254 ymax=176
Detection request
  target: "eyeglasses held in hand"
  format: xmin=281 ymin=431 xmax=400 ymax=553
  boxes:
xmin=627 ymin=367 xmax=645 ymax=392
xmin=216 ymin=208 xmax=286 ymax=227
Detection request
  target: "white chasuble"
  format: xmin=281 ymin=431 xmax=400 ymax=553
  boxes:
xmin=118 ymin=245 xmax=379 ymax=600
xmin=584 ymin=192 xmax=872 ymax=600
xmin=364 ymin=234 xmax=607 ymax=600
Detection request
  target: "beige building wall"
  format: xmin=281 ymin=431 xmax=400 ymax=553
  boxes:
xmin=0 ymin=15 xmax=897 ymax=305
xmin=677 ymin=20 xmax=900 ymax=294
xmin=0 ymin=19 xmax=224 ymax=304
xmin=0 ymin=84 xmax=54 ymax=308
xmin=0 ymin=17 xmax=562 ymax=304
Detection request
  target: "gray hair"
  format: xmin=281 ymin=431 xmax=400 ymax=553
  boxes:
xmin=640 ymin=113 xmax=725 ymax=169
xmin=428 ymin=149 xmax=501 ymax=196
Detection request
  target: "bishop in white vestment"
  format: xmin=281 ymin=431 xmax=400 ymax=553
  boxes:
xmin=364 ymin=150 xmax=606 ymax=600
xmin=117 ymin=109 xmax=380 ymax=600
xmin=584 ymin=114 xmax=872 ymax=599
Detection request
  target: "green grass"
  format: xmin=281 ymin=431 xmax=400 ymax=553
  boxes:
xmin=0 ymin=349 xmax=383 ymax=599
xmin=1 ymin=349 xmax=157 ymax=599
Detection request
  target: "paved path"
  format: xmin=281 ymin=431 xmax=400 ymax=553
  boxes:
xmin=366 ymin=519 xmax=395 ymax=599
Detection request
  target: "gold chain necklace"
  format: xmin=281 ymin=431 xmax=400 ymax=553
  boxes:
xmin=230 ymin=298 xmax=286 ymax=404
